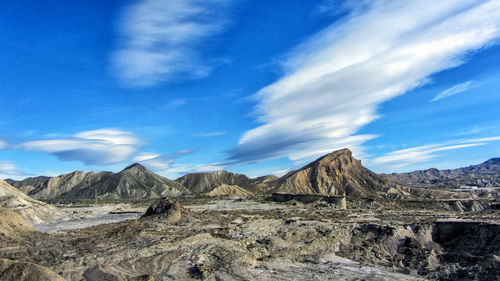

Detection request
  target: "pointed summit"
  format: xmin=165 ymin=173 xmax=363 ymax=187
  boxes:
xmin=122 ymin=162 xmax=149 ymax=172
xmin=272 ymin=148 xmax=402 ymax=197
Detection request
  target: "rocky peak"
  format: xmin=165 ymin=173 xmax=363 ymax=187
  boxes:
xmin=272 ymin=148 xmax=401 ymax=197
xmin=482 ymin=158 xmax=500 ymax=166
xmin=122 ymin=163 xmax=149 ymax=173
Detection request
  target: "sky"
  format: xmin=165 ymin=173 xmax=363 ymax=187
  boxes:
xmin=1 ymin=0 xmax=500 ymax=180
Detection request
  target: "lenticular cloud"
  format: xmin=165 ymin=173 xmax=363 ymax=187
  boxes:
xmin=228 ymin=0 xmax=500 ymax=164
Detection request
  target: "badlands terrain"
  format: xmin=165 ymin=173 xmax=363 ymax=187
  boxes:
xmin=0 ymin=149 xmax=499 ymax=280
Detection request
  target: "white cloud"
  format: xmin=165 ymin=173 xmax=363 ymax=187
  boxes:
xmin=272 ymin=169 xmax=290 ymax=177
xmin=0 ymin=162 xmax=24 ymax=177
xmin=431 ymin=80 xmax=474 ymax=102
xmin=155 ymin=162 xmax=226 ymax=179
xmin=112 ymin=0 xmax=233 ymax=87
xmin=370 ymin=136 xmax=500 ymax=168
xmin=136 ymin=148 xmax=197 ymax=172
xmin=228 ymin=0 xmax=500 ymax=165
xmin=19 ymin=129 xmax=142 ymax=165
xmin=0 ymin=140 xmax=6 ymax=150
xmin=133 ymin=152 xmax=162 ymax=162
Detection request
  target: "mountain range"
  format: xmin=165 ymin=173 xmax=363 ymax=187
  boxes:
xmin=7 ymin=163 xmax=189 ymax=200
xmin=5 ymin=149 xmax=499 ymax=200
xmin=384 ymin=158 xmax=500 ymax=188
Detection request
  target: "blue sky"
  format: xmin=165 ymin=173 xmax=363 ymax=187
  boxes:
xmin=1 ymin=0 xmax=500 ymax=180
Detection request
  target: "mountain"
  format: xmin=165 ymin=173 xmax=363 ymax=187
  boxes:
xmin=384 ymin=158 xmax=500 ymax=188
xmin=202 ymin=184 xmax=254 ymax=197
xmin=8 ymin=163 xmax=190 ymax=200
xmin=0 ymin=180 xmax=64 ymax=224
xmin=176 ymin=170 xmax=253 ymax=194
xmin=7 ymin=170 xmax=112 ymax=200
xmin=271 ymin=148 xmax=404 ymax=197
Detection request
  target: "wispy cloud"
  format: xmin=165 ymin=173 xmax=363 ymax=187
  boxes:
xmin=430 ymin=80 xmax=474 ymax=102
xmin=135 ymin=148 xmax=197 ymax=172
xmin=371 ymin=136 xmax=500 ymax=168
xmin=112 ymin=0 xmax=233 ymax=87
xmin=227 ymin=0 xmax=500 ymax=165
xmin=166 ymin=98 xmax=187 ymax=108
xmin=19 ymin=129 xmax=142 ymax=165
xmin=0 ymin=140 xmax=7 ymax=150
xmin=193 ymin=131 xmax=226 ymax=137
xmin=0 ymin=162 xmax=26 ymax=177
xmin=157 ymin=162 xmax=226 ymax=179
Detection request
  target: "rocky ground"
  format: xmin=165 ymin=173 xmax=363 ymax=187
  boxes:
xmin=0 ymin=195 xmax=499 ymax=281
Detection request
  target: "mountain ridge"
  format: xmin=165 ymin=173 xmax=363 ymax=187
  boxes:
xmin=7 ymin=163 xmax=189 ymax=200
xmin=384 ymin=158 xmax=500 ymax=188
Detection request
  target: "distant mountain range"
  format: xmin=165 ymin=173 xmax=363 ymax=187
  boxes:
xmin=5 ymin=149 xmax=498 ymax=200
xmin=383 ymin=158 xmax=500 ymax=188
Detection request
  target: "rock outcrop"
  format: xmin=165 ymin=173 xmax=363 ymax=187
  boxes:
xmin=272 ymin=148 xmax=403 ymax=197
xmin=142 ymin=198 xmax=183 ymax=222
xmin=384 ymin=158 xmax=500 ymax=188
xmin=0 ymin=180 xmax=63 ymax=224
xmin=83 ymin=264 xmax=126 ymax=281
xmin=8 ymin=164 xmax=190 ymax=200
xmin=0 ymin=259 xmax=66 ymax=281
xmin=0 ymin=208 xmax=34 ymax=238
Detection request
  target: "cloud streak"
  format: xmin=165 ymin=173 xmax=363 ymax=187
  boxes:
xmin=227 ymin=0 xmax=500 ymax=164
xmin=371 ymin=136 xmax=500 ymax=168
xmin=135 ymin=148 xmax=197 ymax=172
xmin=0 ymin=162 xmax=26 ymax=177
xmin=0 ymin=140 xmax=6 ymax=150
xmin=112 ymin=0 xmax=233 ymax=87
xmin=431 ymin=80 xmax=475 ymax=102
xmin=19 ymin=129 xmax=142 ymax=165
xmin=193 ymin=131 xmax=226 ymax=137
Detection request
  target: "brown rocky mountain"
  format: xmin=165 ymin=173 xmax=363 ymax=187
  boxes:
xmin=384 ymin=158 xmax=500 ymax=188
xmin=202 ymin=184 xmax=254 ymax=197
xmin=176 ymin=170 xmax=253 ymax=194
xmin=272 ymin=148 xmax=404 ymax=197
xmin=7 ymin=163 xmax=190 ymax=200
xmin=176 ymin=170 xmax=279 ymax=195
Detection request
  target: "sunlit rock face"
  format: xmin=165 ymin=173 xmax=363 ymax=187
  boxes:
xmin=272 ymin=148 xmax=402 ymax=197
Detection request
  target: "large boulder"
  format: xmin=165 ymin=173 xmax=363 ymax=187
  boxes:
xmin=142 ymin=198 xmax=182 ymax=222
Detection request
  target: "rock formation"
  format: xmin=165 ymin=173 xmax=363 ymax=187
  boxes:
xmin=0 ymin=259 xmax=66 ymax=281
xmin=0 ymin=207 xmax=34 ymax=238
xmin=142 ymin=197 xmax=183 ymax=222
xmin=0 ymin=180 xmax=63 ymax=224
xmin=272 ymin=148 xmax=403 ymax=197
xmin=384 ymin=158 xmax=500 ymax=188
xmin=8 ymin=163 xmax=190 ymax=200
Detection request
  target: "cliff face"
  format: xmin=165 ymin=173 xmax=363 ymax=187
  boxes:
xmin=7 ymin=164 xmax=190 ymax=200
xmin=272 ymin=149 xmax=402 ymax=197
xmin=176 ymin=170 xmax=253 ymax=194
xmin=384 ymin=158 xmax=500 ymax=188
